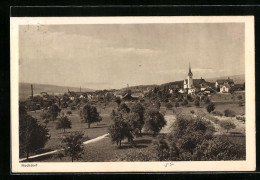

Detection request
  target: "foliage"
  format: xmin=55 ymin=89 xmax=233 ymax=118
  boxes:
xmin=175 ymin=102 xmax=179 ymax=108
xmin=154 ymin=101 xmax=161 ymax=109
xmin=56 ymin=115 xmax=72 ymax=133
xmin=154 ymin=114 xmax=215 ymax=160
xmin=118 ymin=103 xmax=130 ymax=113
xmin=206 ymin=103 xmax=215 ymax=113
xmin=115 ymin=97 xmax=121 ymax=107
xmin=62 ymin=131 xmax=84 ymax=162
xmin=193 ymin=135 xmax=245 ymax=160
xmin=71 ymin=106 xmax=76 ymax=110
xmin=80 ymin=104 xmax=102 ymax=128
xmin=109 ymin=111 xmax=133 ymax=147
xmin=236 ymin=116 xmax=245 ymax=122
xmin=114 ymin=149 xmax=157 ymax=161
xmin=224 ymin=109 xmax=236 ymax=118
xmin=66 ymin=111 xmax=72 ymax=115
xmin=219 ymin=120 xmax=236 ymax=133
xmin=194 ymin=100 xmax=200 ymax=107
xmin=165 ymin=102 xmax=173 ymax=109
xmin=190 ymin=110 xmax=195 ymax=114
xmin=182 ymin=99 xmax=188 ymax=106
xmin=212 ymin=111 xmax=223 ymax=117
xmin=19 ymin=104 xmax=50 ymax=160
xmin=239 ymin=101 xmax=244 ymax=107
xmin=130 ymin=103 xmax=145 ymax=134
xmin=205 ymin=97 xmax=211 ymax=104
xmin=144 ymin=108 xmax=166 ymax=135
xmin=47 ymin=104 xmax=61 ymax=120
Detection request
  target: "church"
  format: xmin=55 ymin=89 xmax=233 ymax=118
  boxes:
xmin=183 ymin=63 xmax=196 ymax=94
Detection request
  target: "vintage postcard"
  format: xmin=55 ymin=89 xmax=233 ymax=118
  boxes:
xmin=11 ymin=16 xmax=255 ymax=173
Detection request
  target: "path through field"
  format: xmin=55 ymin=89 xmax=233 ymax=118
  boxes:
xmin=19 ymin=133 xmax=110 ymax=162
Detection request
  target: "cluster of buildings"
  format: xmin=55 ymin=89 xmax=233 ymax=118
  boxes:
xmin=179 ymin=63 xmax=244 ymax=95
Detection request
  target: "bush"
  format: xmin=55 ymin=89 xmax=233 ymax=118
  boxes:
xmin=236 ymin=116 xmax=245 ymax=122
xmin=206 ymin=103 xmax=215 ymax=113
xmin=71 ymin=106 xmax=76 ymax=110
xmin=194 ymin=100 xmax=200 ymax=107
xmin=224 ymin=109 xmax=236 ymax=118
xmin=175 ymin=102 xmax=179 ymax=108
xmin=165 ymin=102 xmax=173 ymax=109
xmin=205 ymin=97 xmax=211 ymax=104
xmin=114 ymin=149 xmax=157 ymax=161
xmin=219 ymin=120 xmax=236 ymax=133
xmin=66 ymin=111 xmax=72 ymax=115
xmin=239 ymin=101 xmax=244 ymax=107
xmin=182 ymin=99 xmax=188 ymax=106
xmin=212 ymin=111 xmax=223 ymax=117
xmin=190 ymin=110 xmax=195 ymax=114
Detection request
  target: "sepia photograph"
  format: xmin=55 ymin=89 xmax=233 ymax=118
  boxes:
xmin=11 ymin=16 xmax=255 ymax=172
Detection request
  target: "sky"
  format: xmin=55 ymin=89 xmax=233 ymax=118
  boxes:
xmin=19 ymin=23 xmax=245 ymax=90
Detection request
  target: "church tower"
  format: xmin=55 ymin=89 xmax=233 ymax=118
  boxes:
xmin=187 ymin=63 xmax=193 ymax=88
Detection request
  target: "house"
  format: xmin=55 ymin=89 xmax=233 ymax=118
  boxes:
xmin=215 ymin=78 xmax=234 ymax=89
xmin=220 ymin=84 xmax=230 ymax=93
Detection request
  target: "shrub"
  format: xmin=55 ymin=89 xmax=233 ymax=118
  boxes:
xmin=212 ymin=111 xmax=223 ymax=117
xmin=175 ymin=102 xmax=180 ymax=108
xmin=114 ymin=149 xmax=156 ymax=161
xmin=224 ymin=109 xmax=236 ymax=118
xmin=236 ymin=116 xmax=245 ymax=122
xmin=206 ymin=103 xmax=215 ymax=113
xmin=71 ymin=106 xmax=76 ymax=110
xmin=182 ymin=99 xmax=188 ymax=106
xmin=205 ymin=97 xmax=211 ymax=104
xmin=66 ymin=111 xmax=72 ymax=115
xmin=239 ymin=101 xmax=244 ymax=107
xmin=219 ymin=120 xmax=236 ymax=133
xmin=190 ymin=110 xmax=195 ymax=114
xmin=237 ymin=95 xmax=243 ymax=100
xmin=165 ymin=102 xmax=173 ymax=109
xmin=194 ymin=100 xmax=200 ymax=107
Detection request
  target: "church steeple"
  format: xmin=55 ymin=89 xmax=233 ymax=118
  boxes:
xmin=188 ymin=62 xmax=193 ymax=77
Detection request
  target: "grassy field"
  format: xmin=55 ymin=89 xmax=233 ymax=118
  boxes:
xmin=26 ymin=102 xmax=118 ymax=156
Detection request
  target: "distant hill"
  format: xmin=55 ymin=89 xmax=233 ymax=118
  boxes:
xmin=19 ymin=83 xmax=94 ymax=100
xmin=205 ymin=74 xmax=245 ymax=84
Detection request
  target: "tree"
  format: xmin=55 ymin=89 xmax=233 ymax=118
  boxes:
xmin=154 ymin=101 xmax=161 ymax=109
xmin=194 ymin=100 xmax=200 ymax=107
xmin=62 ymin=131 xmax=84 ymax=162
xmin=219 ymin=120 xmax=236 ymax=133
xmin=109 ymin=111 xmax=133 ymax=147
xmin=206 ymin=103 xmax=215 ymax=113
xmin=224 ymin=109 xmax=236 ymax=118
xmin=80 ymin=104 xmax=102 ymax=128
xmin=47 ymin=104 xmax=61 ymax=121
xmin=130 ymin=103 xmax=145 ymax=134
xmin=175 ymin=102 xmax=179 ymax=108
xmin=19 ymin=105 xmax=50 ymax=160
xmin=66 ymin=111 xmax=72 ymax=115
xmin=145 ymin=108 xmax=166 ymax=135
xmin=118 ymin=103 xmax=130 ymax=113
xmin=56 ymin=115 xmax=72 ymax=133
xmin=115 ymin=97 xmax=121 ymax=108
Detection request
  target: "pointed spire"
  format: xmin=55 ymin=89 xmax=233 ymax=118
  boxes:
xmin=188 ymin=62 xmax=193 ymax=77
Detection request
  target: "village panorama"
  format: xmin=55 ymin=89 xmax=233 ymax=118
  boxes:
xmin=19 ymin=62 xmax=246 ymax=162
